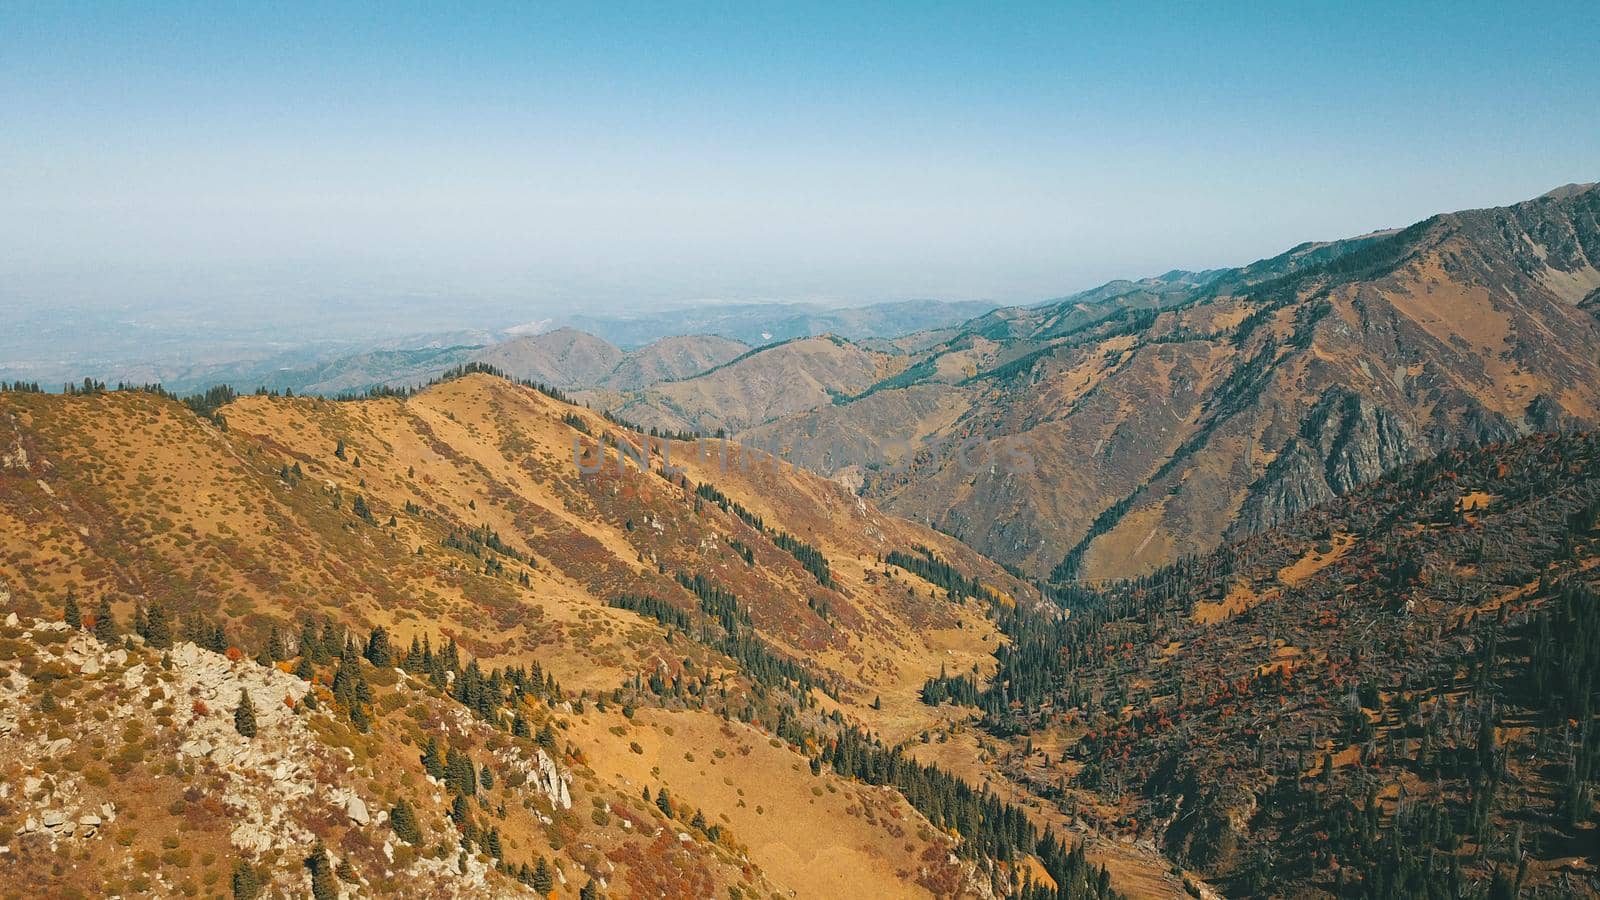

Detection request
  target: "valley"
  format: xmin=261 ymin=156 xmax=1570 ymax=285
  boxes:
xmin=2 ymin=184 xmax=1598 ymax=899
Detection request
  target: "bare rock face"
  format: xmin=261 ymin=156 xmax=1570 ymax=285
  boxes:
xmin=345 ymin=794 xmax=370 ymax=826
xmin=492 ymin=743 xmax=572 ymax=812
xmin=1233 ymin=389 xmax=1418 ymax=537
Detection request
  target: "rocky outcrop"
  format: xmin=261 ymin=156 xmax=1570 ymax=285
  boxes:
xmin=0 ymin=616 xmax=500 ymax=897
xmin=1233 ymin=389 xmax=1419 ymax=537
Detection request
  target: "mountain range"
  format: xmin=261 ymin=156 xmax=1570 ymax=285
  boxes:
xmin=2 ymin=183 xmax=1598 ymax=898
xmin=731 ymin=183 xmax=1600 ymax=579
xmin=1 ymin=298 xmax=997 ymax=399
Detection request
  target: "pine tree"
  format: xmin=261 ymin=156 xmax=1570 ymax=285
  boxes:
xmin=306 ymin=842 xmax=339 ymax=900
xmin=531 ymin=857 xmax=554 ymax=893
xmin=480 ymin=763 xmax=494 ymax=791
xmin=331 ymin=644 xmax=371 ymax=729
xmin=390 ymin=798 xmax=422 ymax=844
xmin=580 ymin=878 xmax=600 ymax=900
xmin=299 ymin=617 xmax=321 ymax=662
xmin=445 ymin=747 xmax=478 ymax=796
xmin=230 ymin=860 xmax=263 ymax=899
xmin=145 ymin=598 xmax=172 ymax=648
xmin=421 ymin=736 xmax=446 ymax=779
xmin=234 ymin=688 xmax=258 ymax=738
xmin=93 ymin=597 xmax=117 ymax=643
xmin=349 ymin=700 xmax=370 ymax=732
xmin=364 ymin=626 xmax=391 ymax=667
xmin=63 ymin=590 xmax=81 ymax=629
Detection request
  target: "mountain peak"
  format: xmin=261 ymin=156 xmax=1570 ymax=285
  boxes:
xmin=1538 ymin=181 xmax=1598 ymax=201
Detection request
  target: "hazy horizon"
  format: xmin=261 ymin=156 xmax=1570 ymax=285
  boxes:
xmin=4 ymin=2 xmax=1598 ymax=351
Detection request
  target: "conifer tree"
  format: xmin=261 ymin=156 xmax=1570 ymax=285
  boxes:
xmin=93 ymin=597 xmax=117 ymax=643
xmin=390 ymin=798 xmax=422 ymax=844
xmin=364 ymin=625 xmax=391 ymax=667
xmin=306 ymin=842 xmax=338 ymax=900
xmin=63 ymin=589 xmax=81 ymax=629
xmin=234 ymin=688 xmax=258 ymax=738
xmin=145 ymin=598 xmax=172 ymax=648
xmin=421 ymin=736 xmax=446 ymax=779
xmin=230 ymin=860 xmax=263 ymax=900
xmin=531 ymin=857 xmax=554 ymax=893
xmin=299 ymin=617 xmax=321 ymax=662
xmin=445 ymin=747 xmax=478 ymax=796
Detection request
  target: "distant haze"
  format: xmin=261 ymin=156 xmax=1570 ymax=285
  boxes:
xmin=3 ymin=2 xmax=1598 ymax=344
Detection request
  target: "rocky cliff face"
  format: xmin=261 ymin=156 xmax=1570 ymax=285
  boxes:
xmin=1232 ymin=389 xmax=1418 ymax=537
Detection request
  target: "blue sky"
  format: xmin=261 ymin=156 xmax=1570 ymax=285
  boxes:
xmin=3 ymin=1 xmax=1597 ymax=321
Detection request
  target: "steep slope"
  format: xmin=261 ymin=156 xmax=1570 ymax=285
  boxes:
xmin=0 ymin=374 xmax=1135 ymax=898
xmin=752 ymin=184 xmax=1600 ymax=581
xmin=917 ymin=430 xmax=1600 ymax=896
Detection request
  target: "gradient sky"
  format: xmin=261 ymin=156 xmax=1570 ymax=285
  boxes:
xmin=3 ymin=1 xmax=1598 ymax=322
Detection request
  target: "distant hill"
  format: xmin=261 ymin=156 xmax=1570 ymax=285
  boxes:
xmin=596 ymin=333 xmax=750 ymax=391
xmin=553 ymin=298 xmax=1000 ymax=349
xmin=596 ymin=335 xmax=897 ymax=435
xmin=130 ymin=297 xmax=982 ymax=397
xmin=149 ymin=329 xmax=751 ymax=398
xmin=470 ymin=327 xmax=626 ymax=388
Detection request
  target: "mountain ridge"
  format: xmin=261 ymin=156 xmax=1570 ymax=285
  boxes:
xmin=740 ymin=182 xmax=1600 ymax=580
